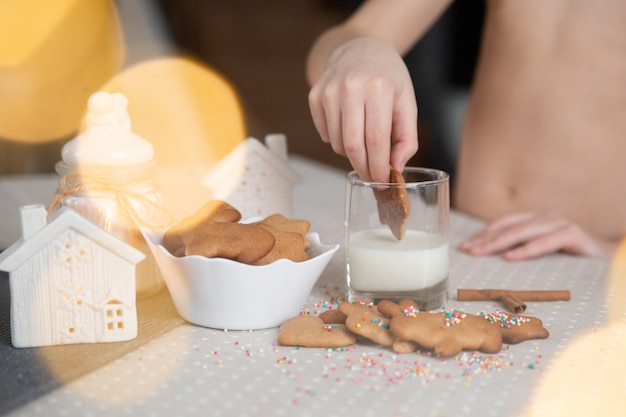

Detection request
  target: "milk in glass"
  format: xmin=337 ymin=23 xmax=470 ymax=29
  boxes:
xmin=347 ymin=228 xmax=449 ymax=292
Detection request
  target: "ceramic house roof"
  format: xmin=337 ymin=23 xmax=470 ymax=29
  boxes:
xmin=0 ymin=204 xmax=145 ymax=272
xmin=203 ymin=135 xmax=302 ymax=186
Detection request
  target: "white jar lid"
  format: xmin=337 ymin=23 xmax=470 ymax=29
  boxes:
xmin=62 ymin=92 xmax=154 ymax=167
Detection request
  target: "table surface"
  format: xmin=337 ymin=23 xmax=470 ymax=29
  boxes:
xmin=1 ymin=156 xmax=624 ymax=417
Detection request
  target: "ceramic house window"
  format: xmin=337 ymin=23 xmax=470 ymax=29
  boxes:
xmin=105 ymin=300 xmax=125 ymax=332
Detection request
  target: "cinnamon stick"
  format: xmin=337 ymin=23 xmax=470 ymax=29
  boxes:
xmin=457 ymin=289 xmax=570 ymax=313
xmin=500 ymin=294 xmax=527 ymax=314
xmin=457 ymin=289 xmax=571 ymax=302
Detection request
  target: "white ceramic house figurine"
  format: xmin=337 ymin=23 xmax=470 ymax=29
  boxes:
xmin=203 ymin=134 xmax=301 ymax=219
xmin=0 ymin=204 xmax=144 ymax=348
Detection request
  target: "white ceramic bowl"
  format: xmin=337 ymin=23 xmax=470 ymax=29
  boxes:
xmin=142 ymin=228 xmax=339 ymax=330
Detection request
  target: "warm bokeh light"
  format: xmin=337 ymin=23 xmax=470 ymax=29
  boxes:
xmin=0 ymin=0 xmax=125 ymax=143
xmin=98 ymin=56 xmax=247 ymax=221
xmin=522 ymin=240 xmax=626 ymax=417
xmin=100 ymin=57 xmax=246 ymax=170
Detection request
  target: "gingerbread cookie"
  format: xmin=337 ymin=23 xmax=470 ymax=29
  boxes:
xmin=277 ymin=315 xmax=357 ymax=348
xmin=482 ymin=311 xmax=550 ymax=344
xmin=193 ymin=199 xmax=242 ymax=224
xmin=256 ymin=214 xmax=311 ymax=249
xmin=252 ymin=217 xmax=311 ymax=265
xmin=278 ymin=299 xmax=551 ymax=355
xmin=162 ymin=200 xmax=314 ymax=265
xmin=338 ymin=301 xmax=394 ymax=347
xmin=392 ymin=339 xmax=419 ymax=354
xmin=179 ymin=222 xmax=276 ymax=264
xmin=373 ymin=165 xmax=411 ymax=240
xmin=378 ymin=299 xmax=503 ymax=357
xmin=252 ymin=230 xmax=310 ymax=265
xmin=162 ymin=200 xmax=242 ymax=256
xmin=318 ymin=309 xmax=347 ymax=325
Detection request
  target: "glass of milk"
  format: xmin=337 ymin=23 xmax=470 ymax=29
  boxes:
xmin=345 ymin=167 xmax=449 ymax=309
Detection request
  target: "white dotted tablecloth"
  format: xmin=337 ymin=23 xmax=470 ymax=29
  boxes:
xmin=4 ymin=156 xmax=625 ymax=417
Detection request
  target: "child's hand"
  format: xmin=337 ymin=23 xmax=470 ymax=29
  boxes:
xmin=308 ymin=36 xmax=418 ymax=183
xmin=459 ymin=211 xmax=618 ymax=261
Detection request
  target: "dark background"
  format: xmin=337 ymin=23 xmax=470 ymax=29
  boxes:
xmin=156 ymin=0 xmax=485 ymax=180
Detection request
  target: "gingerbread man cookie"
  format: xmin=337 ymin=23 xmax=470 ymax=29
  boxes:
xmin=482 ymin=311 xmax=550 ymax=344
xmin=338 ymin=301 xmax=394 ymax=347
xmin=318 ymin=309 xmax=347 ymax=325
xmin=252 ymin=215 xmax=311 ymax=265
xmin=378 ymin=299 xmax=503 ymax=357
xmin=256 ymin=214 xmax=311 ymax=249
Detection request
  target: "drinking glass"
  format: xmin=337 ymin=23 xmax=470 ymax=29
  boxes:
xmin=345 ymin=167 xmax=450 ymax=309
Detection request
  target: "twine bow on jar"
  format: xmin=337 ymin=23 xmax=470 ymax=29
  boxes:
xmin=47 ymin=171 xmax=174 ymax=230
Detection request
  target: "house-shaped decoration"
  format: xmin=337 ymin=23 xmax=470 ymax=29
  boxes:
xmin=0 ymin=204 xmax=144 ymax=348
xmin=203 ymin=134 xmax=301 ymax=219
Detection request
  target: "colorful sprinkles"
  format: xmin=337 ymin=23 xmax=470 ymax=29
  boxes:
xmin=124 ymin=289 xmax=548 ymax=417
xmin=323 ymin=324 xmax=339 ymax=332
xmin=273 ymin=344 xmax=543 ymax=388
xmin=482 ymin=311 xmax=530 ymax=328
xmin=401 ymin=306 xmax=419 ymax=318
xmin=444 ymin=310 xmax=466 ymax=327
xmin=259 ymin=287 xmax=545 ymax=399
xmin=370 ymin=317 xmax=389 ymax=329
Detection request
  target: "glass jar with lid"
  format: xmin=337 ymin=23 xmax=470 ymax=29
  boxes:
xmin=51 ymin=92 xmax=172 ymax=297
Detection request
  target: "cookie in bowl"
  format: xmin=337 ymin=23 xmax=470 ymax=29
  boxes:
xmin=142 ymin=200 xmax=339 ymax=330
